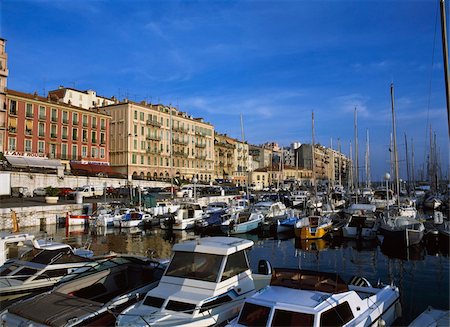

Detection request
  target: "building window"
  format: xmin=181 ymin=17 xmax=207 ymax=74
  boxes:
xmin=134 ymin=139 xmax=137 ymax=150
xmin=132 ymin=154 xmax=137 ymax=164
xmin=62 ymin=126 xmax=68 ymax=139
xmin=134 ymin=111 xmax=138 ymax=120
xmin=62 ymin=111 xmax=68 ymax=124
xmin=140 ymin=155 xmax=144 ymax=164
xmin=39 ymin=106 xmax=46 ymax=120
xmin=38 ymin=141 xmax=45 ymax=154
xmin=73 ymin=112 xmax=78 ymax=125
xmin=51 ymin=108 xmax=58 ymax=122
xmin=71 ymin=145 xmax=77 ymax=159
xmin=100 ymin=118 xmax=105 ymax=130
xmin=38 ymin=122 xmax=45 ymax=137
xmin=61 ymin=143 xmax=67 ymax=159
xmin=134 ymin=125 xmax=137 ymax=135
xmin=72 ymin=128 xmax=78 ymax=141
xmin=100 ymin=148 xmax=105 ymax=159
xmin=82 ymin=130 xmax=88 ymax=142
xmin=140 ymin=112 xmax=144 ymax=121
xmin=9 ymin=100 xmax=17 ymax=115
xmin=26 ymin=103 xmax=33 ymax=118
xmin=92 ymin=117 xmax=97 ymax=128
xmin=91 ymin=147 xmax=98 ymax=158
xmin=51 ymin=124 xmax=57 ymax=138
xmin=100 ymin=132 xmax=105 ymax=144
xmin=82 ymin=115 xmax=88 ymax=127
xmin=8 ymin=137 xmax=16 ymax=151
xmin=49 ymin=144 xmax=57 ymax=159
xmin=92 ymin=131 xmax=97 ymax=143
xmin=82 ymin=146 xmax=87 ymax=157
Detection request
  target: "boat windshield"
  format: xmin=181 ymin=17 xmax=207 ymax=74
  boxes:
xmin=238 ymin=302 xmax=315 ymax=327
xmin=165 ymin=251 xmax=223 ymax=282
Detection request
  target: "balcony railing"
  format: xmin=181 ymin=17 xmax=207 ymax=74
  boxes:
xmin=92 ymin=138 xmax=97 ymax=144
xmin=195 ymin=143 xmax=206 ymax=148
xmin=62 ymin=134 xmax=68 ymax=140
xmin=173 ymin=139 xmax=188 ymax=145
xmin=62 ymin=118 xmax=69 ymax=124
xmin=146 ymin=119 xmax=162 ymax=127
xmin=92 ymin=123 xmax=97 ymax=129
xmin=100 ymin=124 xmax=106 ymax=130
xmin=26 ymin=112 xmax=34 ymax=119
xmin=51 ymin=133 xmax=57 ymax=139
xmin=146 ymin=148 xmax=162 ymax=154
xmin=73 ymin=120 xmax=79 ymax=125
xmin=8 ymin=126 xmax=17 ymax=133
xmin=39 ymin=114 xmax=46 ymax=121
xmin=51 ymin=116 xmax=58 ymax=123
xmin=146 ymin=135 xmax=161 ymax=141
xmin=9 ymin=109 xmax=17 ymax=116
xmin=25 ymin=129 xmax=33 ymax=136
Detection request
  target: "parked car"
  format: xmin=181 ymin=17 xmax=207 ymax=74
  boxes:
xmin=33 ymin=187 xmax=46 ymax=197
xmin=12 ymin=187 xmax=32 ymax=198
xmin=57 ymin=187 xmax=73 ymax=197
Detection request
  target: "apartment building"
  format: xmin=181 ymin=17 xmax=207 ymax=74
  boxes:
xmin=48 ymin=86 xmax=115 ymax=109
xmin=296 ymin=143 xmax=350 ymax=185
xmin=4 ymin=89 xmax=111 ymax=172
xmin=0 ymin=38 xmax=8 ymax=153
xmin=234 ymin=140 xmax=250 ymax=185
xmin=104 ymin=101 xmax=214 ymax=182
xmin=214 ymin=133 xmax=236 ymax=181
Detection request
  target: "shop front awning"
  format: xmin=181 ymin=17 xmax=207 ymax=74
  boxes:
xmin=70 ymin=162 xmax=120 ymax=177
xmin=5 ymin=155 xmax=63 ymax=170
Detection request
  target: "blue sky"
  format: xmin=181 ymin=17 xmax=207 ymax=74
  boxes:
xmin=1 ymin=0 xmax=448 ymax=182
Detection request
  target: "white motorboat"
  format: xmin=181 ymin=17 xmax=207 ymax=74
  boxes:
xmin=227 ymin=268 xmax=401 ymax=327
xmin=409 ymin=306 xmax=449 ymax=327
xmin=115 ymin=210 xmax=152 ymax=228
xmin=342 ymin=204 xmax=378 ymax=240
xmin=423 ymin=195 xmax=443 ymax=210
xmin=220 ymin=210 xmax=264 ymax=235
xmin=342 ymin=214 xmax=379 ymax=240
xmin=379 ymin=214 xmax=425 ymax=247
xmin=289 ymin=190 xmax=310 ymax=208
xmin=160 ymin=202 xmax=204 ymax=230
xmin=0 ymin=240 xmax=94 ymax=307
xmin=371 ymin=188 xmax=396 ymax=210
xmin=252 ymin=201 xmax=287 ymax=222
xmin=0 ymin=255 xmax=167 ymax=327
xmin=116 ymin=236 xmax=272 ymax=327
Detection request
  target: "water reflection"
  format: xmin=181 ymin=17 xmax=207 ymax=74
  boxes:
xmin=381 ymin=239 xmax=426 ymax=261
xmin=5 ymin=224 xmax=449 ymax=325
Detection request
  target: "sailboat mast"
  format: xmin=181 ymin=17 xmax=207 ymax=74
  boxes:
xmin=404 ymin=133 xmax=410 ymax=194
xmin=440 ymin=0 xmax=450 ymax=137
xmin=349 ymin=140 xmax=353 ymax=191
xmin=311 ymin=111 xmax=316 ymax=191
xmin=365 ymin=129 xmax=371 ymax=188
xmin=411 ymin=138 xmax=415 ymax=191
xmin=390 ymin=83 xmax=401 ymax=206
xmin=240 ymin=113 xmax=249 ymax=195
xmin=338 ymin=138 xmax=342 ymax=186
xmin=354 ymin=107 xmax=359 ymax=191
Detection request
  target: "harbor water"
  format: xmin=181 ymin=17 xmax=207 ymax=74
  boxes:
xmin=8 ymin=223 xmax=450 ymax=326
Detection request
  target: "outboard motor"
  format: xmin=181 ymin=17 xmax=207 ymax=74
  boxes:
xmin=434 ymin=211 xmax=444 ymax=225
xmin=258 ymin=259 xmax=272 ymax=275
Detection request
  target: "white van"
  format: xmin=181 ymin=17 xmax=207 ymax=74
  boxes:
xmin=70 ymin=185 xmax=104 ymax=198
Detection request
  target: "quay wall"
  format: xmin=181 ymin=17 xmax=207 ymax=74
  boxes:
xmin=7 ymin=171 xmax=171 ymax=192
xmin=0 ymin=203 xmax=86 ymax=230
xmin=0 ymin=195 xmax=239 ymax=230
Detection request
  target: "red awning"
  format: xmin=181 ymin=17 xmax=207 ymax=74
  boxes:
xmin=70 ymin=162 xmax=119 ymax=176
